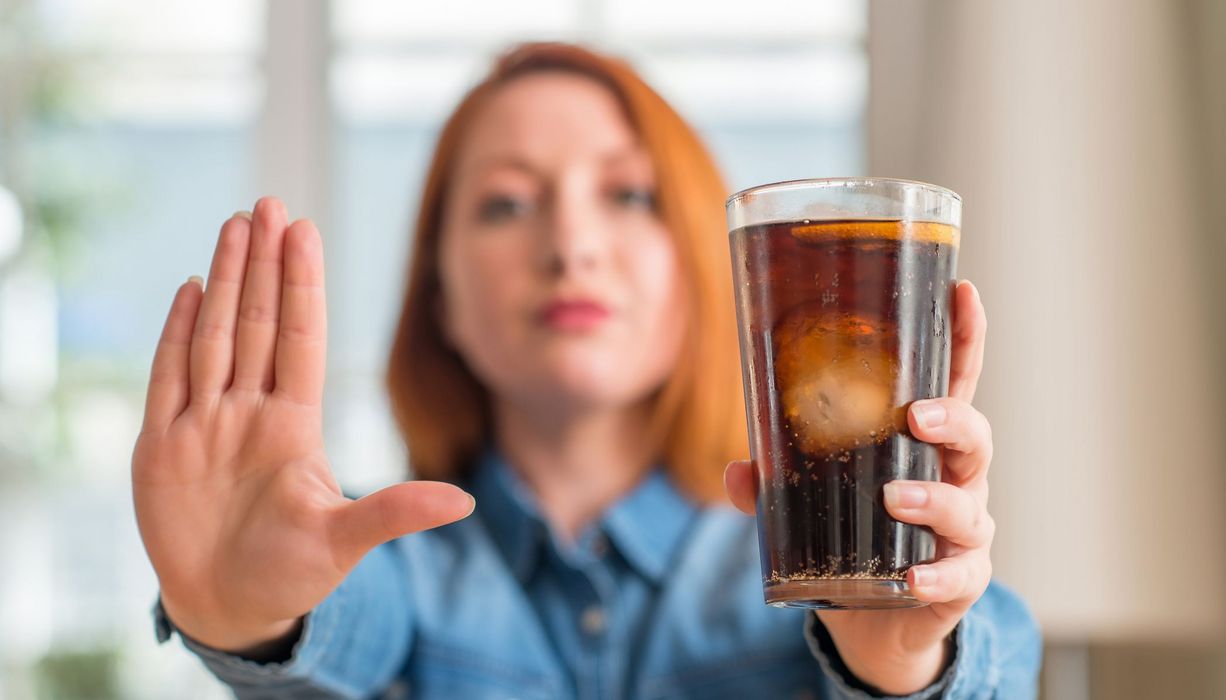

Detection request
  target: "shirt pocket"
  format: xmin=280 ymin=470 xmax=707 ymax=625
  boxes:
xmin=638 ymin=651 xmax=828 ymax=700
xmin=397 ymin=639 xmax=563 ymax=700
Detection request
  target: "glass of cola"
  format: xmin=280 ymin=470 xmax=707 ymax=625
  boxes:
xmin=727 ymin=178 xmax=961 ymax=609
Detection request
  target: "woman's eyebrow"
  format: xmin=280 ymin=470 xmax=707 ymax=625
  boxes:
xmin=600 ymin=146 xmax=651 ymax=168
xmin=459 ymin=147 xmax=651 ymax=180
xmin=460 ymin=155 xmax=544 ymax=181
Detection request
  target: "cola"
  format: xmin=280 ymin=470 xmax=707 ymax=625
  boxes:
xmin=730 ymin=218 xmax=958 ymax=609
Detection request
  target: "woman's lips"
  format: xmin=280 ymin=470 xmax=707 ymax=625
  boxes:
xmin=538 ymin=299 xmax=612 ymax=331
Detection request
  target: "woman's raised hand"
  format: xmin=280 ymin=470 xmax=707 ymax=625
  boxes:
xmin=132 ymin=198 xmax=475 ymax=654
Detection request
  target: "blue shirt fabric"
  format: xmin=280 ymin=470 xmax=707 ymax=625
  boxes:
xmin=155 ymin=449 xmax=1041 ymax=699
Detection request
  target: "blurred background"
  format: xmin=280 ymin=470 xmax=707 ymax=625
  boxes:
xmin=0 ymin=0 xmax=1221 ymax=698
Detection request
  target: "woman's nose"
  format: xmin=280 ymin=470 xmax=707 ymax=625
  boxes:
xmin=538 ymin=193 xmax=605 ymax=278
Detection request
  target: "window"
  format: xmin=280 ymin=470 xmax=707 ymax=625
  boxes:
xmin=1 ymin=2 xmax=260 ymax=698
xmin=0 ymin=2 xmax=866 ymax=696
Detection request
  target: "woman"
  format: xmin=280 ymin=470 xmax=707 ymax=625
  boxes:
xmin=132 ymin=43 xmax=1039 ymax=698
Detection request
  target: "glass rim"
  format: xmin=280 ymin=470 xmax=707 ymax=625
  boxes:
xmin=725 ymin=177 xmax=962 ymax=209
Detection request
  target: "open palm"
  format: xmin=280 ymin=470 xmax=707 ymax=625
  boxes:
xmin=132 ymin=198 xmax=474 ymax=653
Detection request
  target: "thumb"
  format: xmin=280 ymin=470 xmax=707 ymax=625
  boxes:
xmin=329 ymin=480 xmax=475 ymax=565
xmin=723 ymin=460 xmax=758 ymax=516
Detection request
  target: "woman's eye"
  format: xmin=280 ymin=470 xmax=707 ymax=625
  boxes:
xmin=477 ymin=195 xmax=531 ymax=223
xmin=611 ymin=187 xmax=656 ymax=211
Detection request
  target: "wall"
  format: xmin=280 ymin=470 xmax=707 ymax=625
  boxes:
xmin=868 ymin=0 xmax=1226 ymax=645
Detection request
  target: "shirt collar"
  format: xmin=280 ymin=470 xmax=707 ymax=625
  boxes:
xmin=600 ymin=463 xmax=699 ymax=583
xmin=465 ymin=447 xmax=699 ymax=585
xmin=466 ymin=447 xmax=550 ymax=582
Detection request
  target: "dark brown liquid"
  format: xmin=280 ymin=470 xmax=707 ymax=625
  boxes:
xmin=730 ymin=219 xmax=958 ymax=605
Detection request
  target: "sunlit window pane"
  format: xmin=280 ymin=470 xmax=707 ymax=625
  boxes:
xmin=630 ymin=47 xmax=866 ymax=124
xmin=35 ymin=0 xmax=263 ymax=54
xmin=334 ymin=0 xmax=579 ymax=45
xmin=604 ymin=0 xmax=866 ymax=42
xmin=332 ymin=52 xmax=489 ymax=124
xmin=31 ymin=0 xmax=262 ymax=123
xmin=72 ymin=57 xmax=259 ymax=124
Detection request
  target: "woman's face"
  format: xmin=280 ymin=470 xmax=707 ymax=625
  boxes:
xmin=438 ymin=71 xmax=686 ymax=417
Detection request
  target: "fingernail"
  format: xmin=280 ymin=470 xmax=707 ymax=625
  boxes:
xmin=884 ymin=482 xmax=929 ymax=509
xmin=187 ymin=275 xmax=204 ymax=289
xmin=233 ymin=210 xmax=252 ymax=220
xmin=912 ymin=565 xmax=938 ymax=589
xmin=912 ymin=400 xmax=947 ymax=429
xmin=465 ymin=494 xmax=477 ymax=517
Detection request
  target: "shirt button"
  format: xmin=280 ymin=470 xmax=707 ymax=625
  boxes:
xmin=590 ymin=534 xmax=609 ymax=557
xmin=580 ymin=604 xmax=607 ymax=635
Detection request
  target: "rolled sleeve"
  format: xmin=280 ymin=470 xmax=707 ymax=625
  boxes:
xmin=804 ymin=581 xmax=1041 ymax=699
xmin=153 ymin=541 xmax=413 ymax=700
xmin=944 ymin=581 xmax=1042 ymax=699
xmin=804 ymin=611 xmax=956 ymax=700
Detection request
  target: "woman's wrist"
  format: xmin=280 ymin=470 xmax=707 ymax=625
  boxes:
xmin=221 ymin=618 xmax=305 ymax=663
xmin=833 ymin=624 xmax=955 ymax=695
xmin=161 ymin=594 xmax=303 ymax=658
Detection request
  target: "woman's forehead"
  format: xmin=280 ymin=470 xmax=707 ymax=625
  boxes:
xmin=454 ymin=72 xmax=646 ymax=176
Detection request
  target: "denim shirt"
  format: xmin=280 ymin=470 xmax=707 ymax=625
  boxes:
xmin=155 ymin=450 xmax=1041 ymax=699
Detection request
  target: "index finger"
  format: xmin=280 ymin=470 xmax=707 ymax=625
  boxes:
xmin=948 ymin=280 xmax=986 ymax=403
xmin=908 ymin=397 xmax=992 ymax=502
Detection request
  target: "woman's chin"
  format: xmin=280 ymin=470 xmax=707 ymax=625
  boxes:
xmin=476 ymin=342 xmax=673 ymax=416
xmin=513 ymin=364 xmax=661 ymax=414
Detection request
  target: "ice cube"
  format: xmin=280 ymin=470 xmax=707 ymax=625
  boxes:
xmin=773 ymin=308 xmax=902 ymax=455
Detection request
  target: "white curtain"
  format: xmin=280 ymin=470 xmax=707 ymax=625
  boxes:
xmin=868 ymin=0 xmax=1226 ymax=642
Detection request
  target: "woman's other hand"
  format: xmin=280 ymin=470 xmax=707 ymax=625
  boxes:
xmin=724 ymin=280 xmax=992 ymax=694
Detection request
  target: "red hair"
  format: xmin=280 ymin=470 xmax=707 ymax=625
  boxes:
xmin=385 ymin=42 xmax=746 ymax=503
